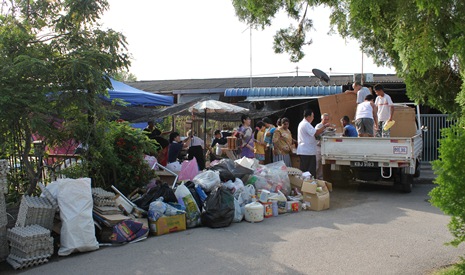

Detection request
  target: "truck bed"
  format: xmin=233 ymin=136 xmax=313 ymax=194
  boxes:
xmin=321 ymin=134 xmax=423 ymax=168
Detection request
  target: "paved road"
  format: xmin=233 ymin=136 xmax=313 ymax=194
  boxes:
xmin=1 ymin=166 xmax=464 ymax=274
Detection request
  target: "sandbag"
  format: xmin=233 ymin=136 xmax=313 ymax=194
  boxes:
xmin=200 ymin=186 xmax=235 ymax=228
xmin=57 ymin=178 xmax=99 ymax=256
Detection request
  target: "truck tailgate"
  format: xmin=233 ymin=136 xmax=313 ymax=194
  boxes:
xmin=321 ymin=136 xmax=416 ymax=162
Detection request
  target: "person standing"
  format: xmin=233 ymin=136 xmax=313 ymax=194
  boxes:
xmin=186 ymin=130 xmax=206 ymax=170
xmin=239 ymin=114 xmax=254 ymax=158
xmin=355 ymin=94 xmax=377 ymax=137
xmin=254 ymin=121 xmax=266 ymax=164
xmin=262 ymin=117 xmax=276 ymax=164
xmin=345 ymin=81 xmax=372 ymax=104
xmin=272 ymin=117 xmax=293 ymax=167
xmin=340 ymin=116 xmax=358 ymax=137
xmin=315 ymin=113 xmax=336 ymax=180
xmin=297 ymin=109 xmax=330 ymax=178
xmin=167 ymin=132 xmax=191 ymax=172
xmin=374 ymin=84 xmax=395 ymax=137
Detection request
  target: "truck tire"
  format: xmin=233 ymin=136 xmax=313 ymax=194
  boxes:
xmin=413 ymin=160 xmax=421 ymax=178
xmin=400 ymin=169 xmax=413 ymax=193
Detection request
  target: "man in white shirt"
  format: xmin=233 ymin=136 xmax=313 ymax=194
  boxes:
xmin=186 ymin=130 xmax=205 ymax=170
xmin=345 ymin=82 xmax=372 ymax=104
xmin=374 ymin=84 xmax=395 ymax=137
xmin=297 ymin=109 xmax=331 ymax=178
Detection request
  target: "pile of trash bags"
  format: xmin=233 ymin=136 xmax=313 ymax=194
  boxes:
xmin=135 ymin=158 xmax=291 ymax=229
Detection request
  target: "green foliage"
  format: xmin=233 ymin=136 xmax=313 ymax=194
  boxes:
xmin=90 ymin=121 xmax=160 ymax=195
xmin=429 ymin=124 xmax=465 ymax=246
xmin=231 ymin=0 xmax=465 ymax=116
xmin=0 ymin=0 xmax=131 ymax=196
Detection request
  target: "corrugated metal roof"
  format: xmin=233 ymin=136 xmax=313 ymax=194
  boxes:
xmin=128 ymin=74 xmax=402 ymax=94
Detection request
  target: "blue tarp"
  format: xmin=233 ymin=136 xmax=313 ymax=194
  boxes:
xmin=104 ymin=78 xmax=174 ymax=106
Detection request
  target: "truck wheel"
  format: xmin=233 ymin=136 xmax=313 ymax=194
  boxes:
xmin=400 ymin=170 xmax=413 ymax=193
xmin=413 ymin=160 xmax=421 ymax=178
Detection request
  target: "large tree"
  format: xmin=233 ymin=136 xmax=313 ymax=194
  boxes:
xmin=0 ymin=0 xmax=130 ymax=195
xmin=231 ymin=0 xmax=465 ymax=116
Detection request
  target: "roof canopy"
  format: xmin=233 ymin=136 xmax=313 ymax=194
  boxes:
xmin=103 ymin=78 xmax=174 ymax=106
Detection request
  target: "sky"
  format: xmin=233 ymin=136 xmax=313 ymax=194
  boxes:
xmin=101 ymin=1 xmax=396 ymax=81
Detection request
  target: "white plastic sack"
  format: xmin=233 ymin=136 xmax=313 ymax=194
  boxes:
xmin=233 ymin=197 xmax=243 ymax=223
xmin=193 ymin=170 xmax=221 ymax=192
xmin=175 ymin=184 xmax=201 ymax=228
xmin=57 ymin=178 xmax=99 ymax=256
xmin=166 ymin=161 xmax=182 ymax=173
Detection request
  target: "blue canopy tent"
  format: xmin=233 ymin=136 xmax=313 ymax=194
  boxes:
xmin=103 ymin=78 xmax=174 ymax=107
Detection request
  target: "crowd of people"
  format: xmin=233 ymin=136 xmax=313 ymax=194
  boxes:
xmin=144 ymin=81 xmax=395 ymax=180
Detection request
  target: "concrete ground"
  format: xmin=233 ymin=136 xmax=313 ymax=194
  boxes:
xmin=2 ymin=162 xmax=460 ymax=275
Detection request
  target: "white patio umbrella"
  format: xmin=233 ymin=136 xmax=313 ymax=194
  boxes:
xmin=188 ymin=99 xmax=249 ymax=149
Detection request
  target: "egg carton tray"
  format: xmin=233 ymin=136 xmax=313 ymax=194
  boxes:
xmin=38 ymin=182 xmax=58 ymax=209
xmin=15 ymin=196 xmax=56 ymax=230
xmin=9 ymin=237 xmax=54 ymax=253
xmin=6 ymin=253 xmax=51 ymax=270
xmin=93 ymin=198 xmax=116 ymax=207
xmin=0 ymin=227 xmax=8 ymax=262
xmin=9 ymin=244 xmax=54 ymax=259
xmin=7 ymin=225 xmax=50 ymax=247
xmin=0 ymin=193 xmax=7 ymax=227
xmin=287 ymin=167 xmax=303 ymax=176
xmin=92 ymin=187 xmax=116 ymax=199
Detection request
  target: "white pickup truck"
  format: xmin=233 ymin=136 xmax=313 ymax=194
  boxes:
xmin=320 ymin=104 xmax=423 ymax=193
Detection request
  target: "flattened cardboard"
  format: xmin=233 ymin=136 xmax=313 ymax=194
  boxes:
xmin=318 ymin=93 xmax=357 ymax=133
xmin=390 ymin=105 xmax=417 ymax=137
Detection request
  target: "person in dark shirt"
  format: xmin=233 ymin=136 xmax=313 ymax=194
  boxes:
xmin=211 ymin=130 xmax=227 ymax=148
xmin=167 ymin=132 xmax=191 ymax=163
xmin=341 ymin=116 xmax=358 ymax=137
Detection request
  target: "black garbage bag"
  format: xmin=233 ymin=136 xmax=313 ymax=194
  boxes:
xmin=222 ymin=159 xmax=254 ymax=179
xmin=209 ymin=161 xmax=235 ymax=182
xmin=133 ymin=183 xmax=177 ymax=211
xmin=200 ymin=186 xmax=235 ymax=228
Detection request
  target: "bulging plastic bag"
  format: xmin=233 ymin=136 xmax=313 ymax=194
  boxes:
xmin=178 ymin=158 xmax=199 ymax=181
xmin=193 ymin=170 xmax=221 ymax=192
xmin=148 ymin=198 xmax=166 ymax=222
xmin=174 ymin=184 xmax=201 ymax=228
xmin=254 ymin=161 xmax=291 ymax=195
xmin=200 ymin=186 xmax=235 ymax=228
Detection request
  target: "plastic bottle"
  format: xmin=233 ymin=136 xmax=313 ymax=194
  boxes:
xmin=272 ymin=201 xmax=278 ymax=217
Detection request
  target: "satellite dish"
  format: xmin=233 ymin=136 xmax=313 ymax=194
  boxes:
xmin=312 ymin=68 xmax=330 ymax=83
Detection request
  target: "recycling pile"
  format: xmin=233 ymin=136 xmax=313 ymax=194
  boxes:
xmin=16 ymin=195 xmax=56 ymax=231
xmin=6 ymin=225 xmax=54 ymax=270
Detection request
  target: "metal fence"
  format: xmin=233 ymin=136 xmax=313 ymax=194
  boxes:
xmin=420 ymin=114 xmax=455 ymax=163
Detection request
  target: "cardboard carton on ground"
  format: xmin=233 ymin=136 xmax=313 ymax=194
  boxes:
xmin=301 ymin=180 xmax=330 ymax=211
xmin=149 ymin=214 xmax=186 ymax=236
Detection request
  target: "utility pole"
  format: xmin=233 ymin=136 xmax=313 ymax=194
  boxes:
xmin=295 ymin=66 xmax=299 ymax=76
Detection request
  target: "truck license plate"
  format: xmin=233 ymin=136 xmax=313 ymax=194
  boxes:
xmin=351 ymin=161 xmax=378 ymax=168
